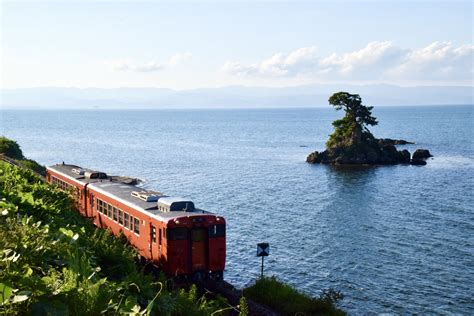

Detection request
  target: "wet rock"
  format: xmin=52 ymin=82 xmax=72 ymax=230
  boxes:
xmin=306 ymin=151 xmax=321 ymax=164
xmin=399 ymin=150 xmax=411 ymax=163
xmin=377 ymin=138 xmax=415 ymax=146
xmin=411 ymin=159 xmax=427 ymax=165
xmin=412 ymin=149 xmax=432 ymax=160
xmin=307 ymin=139 xmax=431 ymax=166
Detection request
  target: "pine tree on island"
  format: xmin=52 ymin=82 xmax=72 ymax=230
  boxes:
xmin=306 ymin=92 xmax=432 ymax=165
xmin=326 ymin=92 xmax=378 ymax=149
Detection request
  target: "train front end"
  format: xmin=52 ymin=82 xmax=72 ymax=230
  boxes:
xmin=160 ymin=198 xmax=226 ymax=280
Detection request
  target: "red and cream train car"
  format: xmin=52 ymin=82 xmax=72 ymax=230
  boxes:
xmin=46 ymin=163 xmax=226 ymax=280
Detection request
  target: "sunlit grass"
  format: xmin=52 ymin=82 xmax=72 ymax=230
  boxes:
xmin=244 ymin=276 xmax=345 ymax=316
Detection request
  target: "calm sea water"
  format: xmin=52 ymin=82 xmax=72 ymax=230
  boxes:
xmin=1 ymin=105 xmax=473 ymax=314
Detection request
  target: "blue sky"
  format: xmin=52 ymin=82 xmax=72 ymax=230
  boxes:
xmin=1 ymin=1 xmax=473 ymax=89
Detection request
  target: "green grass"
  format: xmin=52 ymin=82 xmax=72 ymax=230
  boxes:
xmin=0 ymin=161 xmax=229 ymax=315
xmin=243 ymin=276 xmax=345 ymax=316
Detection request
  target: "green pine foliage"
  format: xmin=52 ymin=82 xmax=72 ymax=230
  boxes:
xmin=243 ymin=276 xmax=345 ymax=316
xmin=326 ymin=92 xmax=378 ymax=149
xmin=0 ymin=161 xmax=227 ymax=315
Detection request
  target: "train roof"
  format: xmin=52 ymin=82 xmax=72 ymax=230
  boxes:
xmin=48 ymin=163 xmax=217 ymax=222
xmin=47 ymin=163 xmax=97 ymax=184
xmin=47 ymin=163 xmax=139 ymax=185
xmin=88 ymin=181 xmax=213 ymax=222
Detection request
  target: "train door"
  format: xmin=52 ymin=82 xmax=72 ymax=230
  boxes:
xmin=149 ymin=223 xmax=158 ymax=260
xmin=190 ymin=228 xmax=207 ymax=271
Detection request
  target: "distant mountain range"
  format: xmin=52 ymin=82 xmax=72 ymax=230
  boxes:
xmin=1 ymin=84 xmax=473 ymax=109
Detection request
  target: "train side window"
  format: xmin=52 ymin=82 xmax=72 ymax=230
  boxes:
xmin=97 ymin=199 xmax=101 ymax=213
xmin=129 ymin=217 xmax=134 ymax=231
xmin=124 ymin=213 xmax=129 ymax=228
xmin=167 ymin=228 xmax=188 ymax=240
xmin=113 ymin=207 xmax=118 ymax=222
xmin=119 ymin=210 xmax=124 ymax=225
xmin=107 ymin=204 xmax=112 ymax=218
xmin=151 ymin=225 xmax=156 ymax=243
xmin=134 ymin=218 xmax=140 ymax=235
xmin=209 ymin=224 xmax=225 ymax=237
xmin=159 ymin=229 xmax=162 ymax=245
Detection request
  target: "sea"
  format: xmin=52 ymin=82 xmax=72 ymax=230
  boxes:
xmin=1 ymin=105 xmax=473 ymax=314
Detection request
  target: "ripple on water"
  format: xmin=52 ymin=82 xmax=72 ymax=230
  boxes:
xmin=2 ymin=106 xmax=473 ymax=314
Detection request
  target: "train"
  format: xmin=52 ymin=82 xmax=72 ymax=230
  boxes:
xmin=46 ymin=163 xmax=226 ymax=280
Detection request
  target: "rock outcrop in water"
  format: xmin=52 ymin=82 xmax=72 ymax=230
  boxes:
xmin=306 ymin=92 xmax=433 ymax=166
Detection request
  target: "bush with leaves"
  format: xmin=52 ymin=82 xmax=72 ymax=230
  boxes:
xmin=243 ymin=276 xmax=345 ymax=316
xmin=0 ymin=161 xmax=227 ymax=315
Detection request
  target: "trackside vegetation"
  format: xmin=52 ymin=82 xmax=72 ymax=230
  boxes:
xmin=244 ymin=276 xmax=345 ymax=316
xmin=0 ymin=137 xmax=46 ymax=176
xmin=0 ymin=161 xmax=234 ymax=315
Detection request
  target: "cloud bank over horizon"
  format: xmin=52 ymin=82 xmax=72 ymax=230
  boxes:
xmin=110 ymin=52 xmax=192 ymax=73
xmin=222 ymin=41 xmax=474 ymax=84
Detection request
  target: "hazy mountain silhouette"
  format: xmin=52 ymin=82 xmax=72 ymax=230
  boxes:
xmin=1 ymin=84 xmax=472 ymax=109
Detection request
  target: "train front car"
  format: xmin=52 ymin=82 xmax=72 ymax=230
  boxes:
xmin=159 ymin=197 xmax=226 ymax=281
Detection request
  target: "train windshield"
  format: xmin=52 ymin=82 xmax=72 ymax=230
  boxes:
xmin=209 ymin=224 xmax=225 ymax=237
xmin=167 ymin=227 xmax=188 ymax=240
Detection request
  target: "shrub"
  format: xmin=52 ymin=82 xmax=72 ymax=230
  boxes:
xmin=0 ymin=137 xmax=24 ymax=160
xmin=0 ymin=161 xmax=227 ymax=315
xmin=243 ymin=276 xmax=345 ymax=316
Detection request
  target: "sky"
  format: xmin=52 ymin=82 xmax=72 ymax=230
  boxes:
xmin=1 ymin=0 xmax=473 ymax=89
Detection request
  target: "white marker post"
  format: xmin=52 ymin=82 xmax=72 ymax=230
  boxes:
xmin=257 ymin=242 xmax=270 ymax=278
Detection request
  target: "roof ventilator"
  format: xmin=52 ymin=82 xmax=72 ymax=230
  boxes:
xmin=131 ymin=191 xmax=163 ymax=202
xmin=72 ymin=168 xmax=85 ymax=175
xmin=84 ymin=171 xmax=108 ymax=179
xmin=158 ymin=197 xmax=195 ymax=212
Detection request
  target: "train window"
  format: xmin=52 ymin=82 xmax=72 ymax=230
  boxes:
xmin=209 ymin=224 xmax=225 ymax=238
xmin=124 ymin=213 xmax=129 ymax=228
xmin=129 ymin=217 xmax=134 ymax=231
xmin=170 ymin=202 xmax=195 ymax=212
xmin=159 ymin=229 xmax=162 ymax=245
xmin=191 ymin=229 xmax=205 ymax=242
xmin=151 ymin=226 xmax=156 ymax=243
xmin=167 ymin=228 xmax=188 ymax=240
xmin=119 ymin=210 xmax=124 ymax=225
xmin=107 ymin=204 xmax=112 ymax=218
xmin=97 ymin=199 xmax=102 ymax=213
xmin=134 ymin=218 xmax=140 ymax=235
xmin=113 ymin=208 xmax=118 ymax=222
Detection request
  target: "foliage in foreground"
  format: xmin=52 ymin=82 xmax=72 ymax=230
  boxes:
xmin=0 ymin=161 xmax=228 ymax=315
xmin=0 ymin=136 xmax=46 ymax=176
xmin=244 ymin=276 xmax=345 ymax=316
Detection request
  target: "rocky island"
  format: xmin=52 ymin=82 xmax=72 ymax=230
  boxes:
xmin=307 ymin=92 xmax=432 ymax=166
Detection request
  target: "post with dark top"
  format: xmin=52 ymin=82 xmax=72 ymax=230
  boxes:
xmin=257 ymin=243 xmax=270 ymax=278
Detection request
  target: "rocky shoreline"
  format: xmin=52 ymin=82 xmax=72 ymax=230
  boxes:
xmin=307 ymin=138 xmax=433 ymax=166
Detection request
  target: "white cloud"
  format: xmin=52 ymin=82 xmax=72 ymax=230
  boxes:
xmin=111 ymin=52 xmax=193 ymax=73
xmin=223 ymin=41 xmax=473 ymax=83
xmin=222 ymin=46 xmax=317 ymax=77
xmin=319 ymin=41 xmax=406 ymax=78
xmin=388 ymin=42 xmax=474 ymax=80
